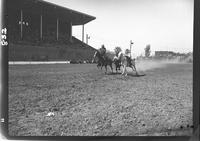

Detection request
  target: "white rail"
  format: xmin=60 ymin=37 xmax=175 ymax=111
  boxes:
xmin=9 ymin=61 xmax=71 ymax=65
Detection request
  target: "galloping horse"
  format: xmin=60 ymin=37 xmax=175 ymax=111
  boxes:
xmin=92 ymin=51 xmax=113 ymax=74
xmin=121 ymin=55 xmax=138 ymax=76
xmin=113 ymin=54 xmax=138 ymax=76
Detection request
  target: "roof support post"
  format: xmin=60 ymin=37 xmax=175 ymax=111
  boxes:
xmin=57 ymin=18 xmax=59 ymax=40
xmin=40 ymin=15 xmax=43 ymax=40
xmin=20 ymin=9 xmax=23 ymax=40
xmin=82 ymin=24 xmax=84 ymax=43
xmin=70 ymin=22 xmax=72 ymax=42
xmin=86 ymin=34 xmax=90 ymax=44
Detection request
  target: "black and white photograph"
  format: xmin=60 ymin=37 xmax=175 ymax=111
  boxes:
xmin=6 ymin=0 xmax=195 ymax=136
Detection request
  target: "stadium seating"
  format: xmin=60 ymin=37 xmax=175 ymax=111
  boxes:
xmin=9 ymin=35 xmax=96 ymax=62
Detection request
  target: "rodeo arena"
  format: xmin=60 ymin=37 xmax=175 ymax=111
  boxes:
xmin=8 ymin=0 xmax=193 ymax=136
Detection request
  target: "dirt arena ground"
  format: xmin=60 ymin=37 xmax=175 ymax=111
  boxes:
xmin=8 ymin=61 xmax=193 ymax=136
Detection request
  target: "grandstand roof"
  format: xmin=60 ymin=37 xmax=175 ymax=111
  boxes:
xmin=8 ymin=0 xmax=96 ymax=25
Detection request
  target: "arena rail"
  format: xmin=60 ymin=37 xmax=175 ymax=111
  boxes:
xmin=9 ymin=61 xmax=71 ymax=65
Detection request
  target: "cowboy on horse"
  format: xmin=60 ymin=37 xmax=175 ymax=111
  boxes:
xmin=99 ymin=45 xmax=106 ymax=59
xmin=113 ymin=47 xmax=123 ymax=72
xmin=92 ymin=44 xmax=113 ymax=73
xmin=113 ymin=47 xmax=138 ymax=76
xmin=92 ymin=44 xmax=106 ymax=68
xmin=124 ymin=49 xmax=132 ymax=66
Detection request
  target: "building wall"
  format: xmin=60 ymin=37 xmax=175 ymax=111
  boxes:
xmin=155 ymin=51 xmax=176 ymax=58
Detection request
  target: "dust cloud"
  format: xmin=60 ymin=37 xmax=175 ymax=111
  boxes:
xmin=135 ymin=59 xmax=184 ymax=72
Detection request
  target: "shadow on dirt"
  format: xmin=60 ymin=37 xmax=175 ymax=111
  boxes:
xmin=128 ymin=73 xmax=146 ymax=77
xmin=106 ymin=72 xmax=146 ymax=77
xmin=106 ymin=72 xmax=122 ymax=75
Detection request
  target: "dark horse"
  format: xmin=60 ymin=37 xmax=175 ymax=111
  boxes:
xmin=113 ymin=59 xmax=121 ymax=73
xmin=92 ymin=51 xmax=113 ymax=74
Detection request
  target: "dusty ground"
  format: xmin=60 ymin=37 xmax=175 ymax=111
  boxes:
xmin=8 ymin=61 xmax=193 ymax=136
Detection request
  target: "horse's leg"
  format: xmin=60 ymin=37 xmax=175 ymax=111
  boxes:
xmin=124 ymin=66 xmax=128 ymax=76
xmin=131 ymin=65 xmax=138 ymax=75
xmin=110 ymin=63 xmax=113 ymax=73
xmin=105 ymin=65 xmax=107 ymax=74
xmin=116 ymin=61 xmax=120 ymax=73
xmin=132 ymin=65 xmax=138 ymax=75
xmin=119 ymin=61 xmax=122 ymax=71
xmin=118 ymin=64 xmax=121 ymax=71
xmin=122 ymin=65 xmax=126 ymax=75
xmin=101 ymin=64 xmax=103 ymax=70
xmin=115 ymin=61 xmax=117 ymax=72
xmin=122 ymin=65 xmax=127 ymax=76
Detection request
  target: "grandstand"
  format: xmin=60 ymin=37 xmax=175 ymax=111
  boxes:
xmin=7 ymin=0 xmax=96 ymax=61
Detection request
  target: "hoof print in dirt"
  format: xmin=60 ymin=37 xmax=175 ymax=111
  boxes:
xmin=52 ymin=107 xmax=59 ymax=111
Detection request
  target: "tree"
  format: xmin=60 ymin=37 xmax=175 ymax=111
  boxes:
xmin=145 ymin=44 xmax=151 ymax=58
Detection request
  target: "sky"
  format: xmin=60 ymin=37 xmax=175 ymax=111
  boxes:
xmin=45 ymin=0 xmax=193 ymax=57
